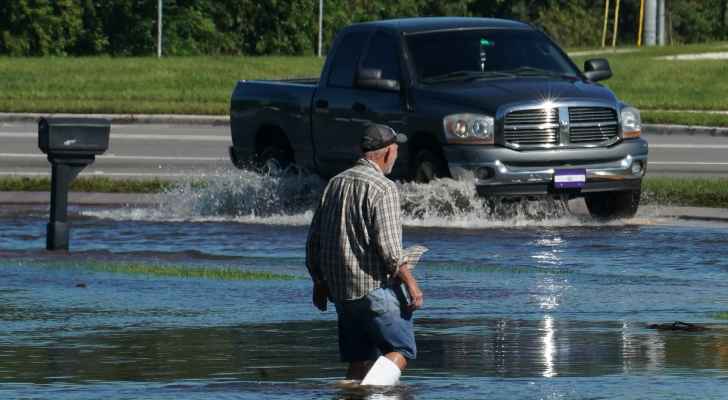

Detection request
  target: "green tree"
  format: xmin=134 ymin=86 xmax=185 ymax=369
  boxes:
xmin=0 ymin=0 xmax=82 ymax=56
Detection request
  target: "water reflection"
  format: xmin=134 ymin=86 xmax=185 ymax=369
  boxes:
xmin=3 ymin=318 xmax=726 ymax=386
xmin=541 ymin=315 xmax=556 ymax=378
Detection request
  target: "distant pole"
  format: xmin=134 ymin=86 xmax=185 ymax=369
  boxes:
xmin=318 ymin=0 xmax=323 ymax=57
xmin=611 ymin=0 xmax=621 ymax=48
xmin=601 ymin=0 xmax=610 ymax=48
xmin=657 ymin=0 xmax=666 ymax=45
xmin=157 ymin=0 xmax=162 ymax=58
xmin=645 ymin=0 xmax=657 ymax=46
xmin=638 ymin=0 xmax=645 ymax=47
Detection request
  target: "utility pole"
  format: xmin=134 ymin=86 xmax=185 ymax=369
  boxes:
xmin=157 ymin=0 xmax=162 ymax=58
xmin=657 ymin=0 xmax=666 ymax=45
xmin=644 ymin=0 xmax=657 ymax=46
xmin=318 ymin=0 xmax=323 ymax=57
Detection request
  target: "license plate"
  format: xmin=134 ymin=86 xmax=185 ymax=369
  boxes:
xmin=554 ymin=168 xmax=586 ymax=189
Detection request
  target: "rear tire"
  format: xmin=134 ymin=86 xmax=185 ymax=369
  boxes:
xmin=585 ymin=189 xmax=641 ymax=219
xmin=413 ymin=149 xmax=448 ymax=183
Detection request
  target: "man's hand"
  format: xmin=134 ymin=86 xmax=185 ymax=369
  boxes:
xmin=397 ymin=266 xmax=423 ymax=311
xmin=313 ymin=282 xmax=328 ymax=312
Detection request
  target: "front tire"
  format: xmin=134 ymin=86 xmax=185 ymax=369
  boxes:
xmin=585 ymin=189 xmax=641 ymax=219
xmin=413 ymin=149 xmax=449 ymax=183
xmin=256 ymin=145 xmax=293 ymax=175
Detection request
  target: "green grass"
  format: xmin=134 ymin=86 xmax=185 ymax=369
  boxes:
xmin=39 ymin=260 xmax=297 ymax=281
xmin=1 ymin=43 xmax=727 ymax=124
xmin=642 ymin=110 xmax=728 ymax=127
xmin=642 ymin=176 xmax=728 ymax=208
xmin=570 ymin=43 xmax=728 ymax=113
xmin=0 ymin=56 xmax=324 ymax=115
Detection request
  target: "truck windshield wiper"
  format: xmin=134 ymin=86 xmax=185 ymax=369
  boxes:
xmin=422 ymin=70 xmax=513 ymax=84
xmin=503 ymin=67 xmax=578 ymax=80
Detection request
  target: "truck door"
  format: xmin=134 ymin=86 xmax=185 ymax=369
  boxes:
xmin=311 ymin=30 xmax=371 ymax=177
xmin=355 ymin=30 xmax=409 ymax=178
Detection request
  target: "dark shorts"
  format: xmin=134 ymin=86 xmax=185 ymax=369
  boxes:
xmin=334 ymin=287 xmax=417 ymax=362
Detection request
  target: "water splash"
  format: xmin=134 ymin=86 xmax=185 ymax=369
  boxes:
xmin=84 ymin=168 xmax=640 ymax=228
xmin=157 ymin=168 xmax=324 ymax=221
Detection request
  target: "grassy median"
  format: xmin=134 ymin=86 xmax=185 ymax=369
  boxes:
xmin=569 ymin=42 xmax=728 ymax=126
xmin=2 ymin=176 xmax=727 ymax=209
xmin=1 ymin=42 xmax=727 ymax=125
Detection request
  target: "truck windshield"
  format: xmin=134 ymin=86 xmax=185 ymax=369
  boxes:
xmin=406 ymin=29 xmax=580 ymax=84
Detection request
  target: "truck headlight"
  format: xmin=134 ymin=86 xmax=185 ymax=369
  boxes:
xmin=444 ymin=114 xmax=494 ymax=144
xmin=621 ymin=107 xmax=641 ymax=139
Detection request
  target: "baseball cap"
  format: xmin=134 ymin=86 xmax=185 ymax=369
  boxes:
xmin=361 ymin=124 xmax=408 ymax=152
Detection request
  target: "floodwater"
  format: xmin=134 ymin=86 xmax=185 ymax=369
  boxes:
xmin=2 ymin=170 xmax=728 ymax=399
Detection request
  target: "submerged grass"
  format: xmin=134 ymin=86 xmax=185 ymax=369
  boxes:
xmin=48 ymin=261 xmax=297 ymax=281
xmin=0 ymin=176 xmax=175 ymax=193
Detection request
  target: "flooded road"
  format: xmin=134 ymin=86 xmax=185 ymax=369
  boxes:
xmin=1 ymin=172 xmax=728 ymax=399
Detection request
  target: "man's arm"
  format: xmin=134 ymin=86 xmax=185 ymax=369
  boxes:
xmin=371 ymin=187 xmax=403 ymax=275
xmin=306 ymin=205 xmax=328 ymax=311
xmin=398 ymin=265 xmax=423 ymax=310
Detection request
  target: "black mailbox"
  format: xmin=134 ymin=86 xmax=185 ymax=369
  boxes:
xmin=38 ymin=117 xmax=111 ymax=251
xmin=38 ymin=117 xmax=110 ymax=157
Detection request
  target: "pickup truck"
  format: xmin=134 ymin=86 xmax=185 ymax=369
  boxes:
xmin=229 ymin=17 xmax=648 ymax=218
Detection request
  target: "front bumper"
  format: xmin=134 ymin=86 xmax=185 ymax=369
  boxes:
xmin=443 ymin=139 xmax=648 ymax=196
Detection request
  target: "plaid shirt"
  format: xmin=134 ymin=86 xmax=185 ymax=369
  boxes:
xmin=306 ymin=159 xmax=403 ymax=302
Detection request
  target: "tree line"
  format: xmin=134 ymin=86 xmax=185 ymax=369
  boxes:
xmin=1 ymin=0 xmax=727 ymax=56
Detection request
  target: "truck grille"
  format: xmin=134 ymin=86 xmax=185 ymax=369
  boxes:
xmin=503 ymin=108 xmax=559 ymax=146
xmin=503 ymin=106 xmax=619 ymax=148
xmin=568 ymin=107 xmax=618 ymax=144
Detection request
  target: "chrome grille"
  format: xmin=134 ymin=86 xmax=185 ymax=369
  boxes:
xmin=503 ymin=106 xmax=618 ymax=148
xmin=568 ymin=107 xmax=618 ymax=144
xmin=503 ymin=108 xmax=559 ymax=146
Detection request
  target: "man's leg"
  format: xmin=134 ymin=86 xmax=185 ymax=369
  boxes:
xmin=384 ymin=352 xmax=407 ymax=371
xmin=346 ymin=360 xmax=373 ymax=380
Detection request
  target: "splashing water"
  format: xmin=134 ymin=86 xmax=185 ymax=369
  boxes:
xmin=84 ymin=168 xmax=637 ymax=228
xmin=158 ymin=168 xmax=325 ymax=221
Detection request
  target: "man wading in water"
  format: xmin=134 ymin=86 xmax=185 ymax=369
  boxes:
xmin=306 ymin=124 xmax=424 ymax=386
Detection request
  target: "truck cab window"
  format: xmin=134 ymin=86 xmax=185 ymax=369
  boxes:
xmin=360 ymin=32 xmax=400 ymax=82
xmin=328 ymin=31 xmax=370 ymax=88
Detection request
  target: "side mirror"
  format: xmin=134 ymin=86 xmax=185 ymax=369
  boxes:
xmin=356 ymin=68 xmax=400 ymax=92
xmin=583 ymin=58 xmax=612 ymax=82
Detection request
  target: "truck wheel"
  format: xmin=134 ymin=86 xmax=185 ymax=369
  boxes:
xmin=585 ymin=189 xmax=641 ymax=219
xmin=414 ymin=149 xmax=448 ymax=183
xmin=256 ymin=145 xmax=293 ymax=175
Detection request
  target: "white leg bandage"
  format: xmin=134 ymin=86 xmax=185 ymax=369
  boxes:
xmin=361 ymin=356 xmax=401 ymax=386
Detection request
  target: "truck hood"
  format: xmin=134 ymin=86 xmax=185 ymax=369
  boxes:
xmin=414 ymin=78 xmax=618 ymax=114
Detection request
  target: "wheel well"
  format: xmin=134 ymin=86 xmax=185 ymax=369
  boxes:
xmin=408 ymin=132 xmax=449 ymax=176
xmin=255 ymin=125 xmax=294 ymax=161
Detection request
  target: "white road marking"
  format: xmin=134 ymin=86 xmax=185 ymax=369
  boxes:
xmin=0 ymin=132 xmax=229 ymax=141
xmin=649 ymin=144 xmax=728 ymax=149
xmin=0 ymin=153 xmax=227 ymax=161
xmin=649 ymin=161 xmax=728 ymax=165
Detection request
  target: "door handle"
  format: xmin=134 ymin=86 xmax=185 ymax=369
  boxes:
xmin=315 ymin=99 xmax=329 ymax=110
xmin=352 ymin=102 xmax=367 ymax=113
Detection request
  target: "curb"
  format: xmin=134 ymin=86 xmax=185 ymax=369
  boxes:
xmin=0 ymin=112 xmax=229 ymax=126
xmin=643 ymin=123 xmax=728 ymax=137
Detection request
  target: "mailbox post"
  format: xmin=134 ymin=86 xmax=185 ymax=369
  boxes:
xmin=38 ymin=118 xmax=110 ymax=251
